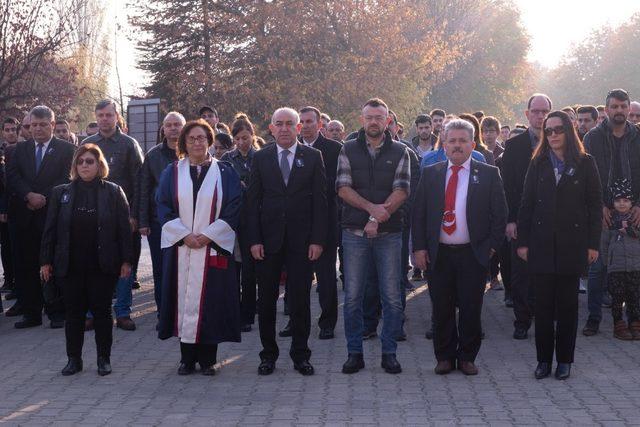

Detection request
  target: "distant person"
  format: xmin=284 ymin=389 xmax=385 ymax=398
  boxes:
xmin=459 ymin=113 xmax=495 ymax=166
xmin=411 ymin=114 xmax=437 ymax=158
xmin=481 ymin=116 xmax=504 ymax=159
xmin=54 ymin=120 xmax=78 ymax=145
xmin=19 ymin=114 xmax=31 ymax=141
xmin=199 ymin=106 xmax=219 ymax=132
xmin=596 ymin=105 xmax=606 ymax=125
xmin=211 ymin=132 xmax=234 ymax=159
xmin=576 ymin=105 xmax=598 ymax=140
xmin=500 ymin=125 xmax=511 ymax=143
xmin=85 ymin=122 xmax=99 ymax=137
xmin=430 ymin=109 xmax=446 ymax=136
xmin=628 ymin=101 xmax=640 ymax=125
xmin=326 ymin=120 xmax=346 ymax=142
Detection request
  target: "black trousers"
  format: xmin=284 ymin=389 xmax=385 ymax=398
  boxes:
xmin=499 ymin=238 xmax=512 ymax=298
xmin=0 ymin=221 xmax=14 ymax=287
xmin=534 ymin=274 xmax=579 ymax=363
xmin=239 ymin=234 xmax=257 ymax=325
xmin=315 ymin=240 xmax=338 ymax=331
xmin=427 ymin=244 xmax=487 ymax=362
xmin=62 ymin=269 xmax=117 ymax=358
xmin=13 ymin=226 xmax=53 ymax=320
xmin=180 ymin=342 xmax=218 ymax=367
xmin=257 ymin=247 xmax=312 ymax=363
xmin=510 ymin=240 xmax=534 ymax=329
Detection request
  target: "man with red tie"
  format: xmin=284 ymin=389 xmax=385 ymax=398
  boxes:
xmin=412 ymin=119 xmax=507 ymax=375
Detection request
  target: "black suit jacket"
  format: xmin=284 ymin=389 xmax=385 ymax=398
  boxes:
xmin=412 ymin=159 xmax=507 ymax=268
xmin=6 ymin=137 xmax=76 ymax=230
xmin=501 ymin=130 xmax=535 ymax=223
xmin=517 ymin=154 xmax=602 ymax=275
xmin=305 ymin=134 xmax=342 ymax=246
xmin=246 ymin=142 xmax=328 ymax=254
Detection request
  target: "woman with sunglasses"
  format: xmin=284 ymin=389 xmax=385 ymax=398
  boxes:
xmin=516 ymin=110 xmax=602 ymax=380
xmin=40 ymin=144 xmax=133 ymax=376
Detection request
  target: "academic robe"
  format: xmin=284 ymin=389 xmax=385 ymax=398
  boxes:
xmin=156 ymin=157 xmax=242 ymax=345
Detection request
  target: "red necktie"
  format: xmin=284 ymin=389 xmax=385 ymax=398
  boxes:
xmin=442 ymin=165 xmax=462 ymax=235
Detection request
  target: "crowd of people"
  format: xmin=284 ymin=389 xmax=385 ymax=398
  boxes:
xmin=1 ymin=88 xmax=639 ymax=381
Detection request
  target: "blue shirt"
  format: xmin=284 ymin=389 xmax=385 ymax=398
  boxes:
xmin=420 ymin=148 xmax=487 ymax=170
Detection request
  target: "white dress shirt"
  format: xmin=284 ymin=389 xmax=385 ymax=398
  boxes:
xmin=439 ymin=156 xmax=471 ymax=244
xmin=277 ymin=142 xmax=298 ymax=171
xmin=34 ymin=138 xmax=52 ymax=157
xmin=302 ymin=135 xmax=319 ymax=147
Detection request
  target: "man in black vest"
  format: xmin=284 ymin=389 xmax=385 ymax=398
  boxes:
xmin=6 ymin=106 xmax=76 ymax=328
xmin=502 ymin=93 xmax=552 ymax=340
xmin=338 ymin=98 xmax=410 ymax=375
xmin=247 ymin=107 xmax=327 ymax=376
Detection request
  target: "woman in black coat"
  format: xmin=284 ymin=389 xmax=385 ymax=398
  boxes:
xmin=40 ymin=144 xmax=133 ymax=377
xmin=517 ymin=111 xmax=602 ymax=380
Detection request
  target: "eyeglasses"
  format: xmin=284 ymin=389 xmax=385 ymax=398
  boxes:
xmin=77 ymin=158 xmax=96 ymax=165
xmin=544 ymin=126 xmax=565 ymax=136
xmin=187 ymin=135 xmax=208 ymax=144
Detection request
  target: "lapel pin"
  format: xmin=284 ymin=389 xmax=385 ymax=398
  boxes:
xmin=295 ymin=158 xmax=304 ymax=168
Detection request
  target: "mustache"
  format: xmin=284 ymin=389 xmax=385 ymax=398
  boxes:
xmin=452 ymin=148 xmax=463 ymax=153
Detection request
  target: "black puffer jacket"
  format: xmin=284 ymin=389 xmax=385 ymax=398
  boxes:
xmin=138 ymin=141 xmax=177 ymax=228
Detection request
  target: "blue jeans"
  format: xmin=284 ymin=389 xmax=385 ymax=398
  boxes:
xmin=342 ymin=230 xmax=403 ymax=355
xmin=587 ymin=257 xmax=606 ymax=323
xmin=148 ymin=220 xmax=163 ymax=311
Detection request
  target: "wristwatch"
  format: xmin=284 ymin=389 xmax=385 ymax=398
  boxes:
xmin=368 ymin=216 xmax=378 ymax=223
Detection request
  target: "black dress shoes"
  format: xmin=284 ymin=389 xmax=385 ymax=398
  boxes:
xmin=258 ymin=359 xmax=275 ymax=375
xmin=318 ymin=328 xmax=334 ymax=340
xmin=14 ymin=317 xmax=42 ymax=329
xmin=5 ymin=303 xmax=23 ymax=317
xmin=278 ymin=321 xmax=292 ymax=337
xmin=534 ymin=362 xmax=552 ymax=379
xmin=62 ymin=357 xmax=83 ymax=376
xmin=50 ymin=319 xmax=64 ymax=329
xmin=293 ymin=360 xmax=314 ymax=376
xmin=97 ymin=356 xmax=112 ymax=376
xmin=555 ymin=363 xmax=571 ymax=380
xmin=381 ymin=354 xmax=402 ymax=374
xmin=177 ymin=362 xmax=196 ymax=375
xmin=342 ymin=354 xmax=365 ymax=374
xmin=201 ymin=365 xmax=217 ymax=376
xmin=513 ymin=328 xmax=528 ymax=340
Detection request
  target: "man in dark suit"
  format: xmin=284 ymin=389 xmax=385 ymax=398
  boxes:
xmin=296 ymin=106 xmax=342 ymax=339
xmin=247 ymin=107 xmax=328 ymax=376
xmin=413 ymin=119 xmax=507 ymax=375
xmin=6 ymin=105 xmax=75 ymax=328
xmin=501 ymin=93 xmax=552 ymax=339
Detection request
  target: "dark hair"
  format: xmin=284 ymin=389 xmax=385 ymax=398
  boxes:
xmin=562 ymin=106 xmax=576 ymax=115
xmin=472 ymin=111 xmax=485 ymax=121
xmin=216 ymin=122 xmax=230 ymax=134
xmin=70 ymin=143 xmax=109 ymax=180
xmin=481 ymin=116 xmax=500 ymax=132
xmin=510 ymin=128 xmax=526 ymax=137
xmin=459 ymin=113 xmax=488 ymax=150
xmin=177 ymin=119 xmax=215 ymax=158
xmin=30 ymin=105 xmax=55 ymax=121
xmin=430 ymin=109 xmax=445 ymax=118
xmin=500 ymin=125 xmax=510 ymax=131
xmin=515 ymin=123 xmax=527 ymax=129
xmin=55 ymin=119 xmax=70 ymax=127
xmin=214 ymin=132 xmax=234 ymax=149
xmin=532 ymin=110 xmax=585 ymax=165
xmin=199 ymin=105 xmax=218 ymax=117
xmin=95 ymin=99 xmax=118 ymax=113
xmin=414 ymin=114 xmax=432 ymax=126
xmin=596 ymin=105 xmax=605 ymax=112
xmin=576 ymin=105 xmax=598 ymax=121
xmin=606 ymin=89 xmax=630 ymax=107
xmin=2 ymin=117 xmax=19 ymax=131
xmin=231 ymin=113 xmax=255 ymax=137
xmin=362 ymin=98 xmax=388 ymax=111
xmin=86 ymin=121 xmax=98 ymax=128
xmin=320 ymin=113 xmax=331 ymax=123
xmin=527 ymin=93 xmax=552 ymax=110
xmin=299 ymin=106 xmax=321 ymax=121
xmin=388 ymin=110 xmax=398 ymax=125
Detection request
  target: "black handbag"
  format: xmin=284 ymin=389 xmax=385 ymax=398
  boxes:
xmin=42 ymin=277 xmax=64 ymax=313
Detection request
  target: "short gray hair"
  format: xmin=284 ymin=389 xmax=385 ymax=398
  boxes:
xmin=327 ymin=120 xmax=344 ymax=130
xmin=95 ymin=99 xmax=118 ymax=113
xmin=271 ymin=107 xmax=300 ymax=125
xmin=442 ymin=119 xmax=474 ymax=142
xmin=164 ymin=111 xmax=186 ymax=124
xmin=30 ymin=105 xmax=55 ymax=122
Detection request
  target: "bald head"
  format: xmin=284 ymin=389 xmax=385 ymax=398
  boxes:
xmin=326 ymin=120 xmax=345 ymax=141
xmin=629 ymin=101 xmax=640 ymax=124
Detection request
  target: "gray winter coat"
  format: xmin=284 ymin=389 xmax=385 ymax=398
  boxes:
xmin=601 ymin=227 xmax=640 ymax=272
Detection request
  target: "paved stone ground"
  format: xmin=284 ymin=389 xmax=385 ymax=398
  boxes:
xmin=1 ymin=240 xmax=640 ymax=426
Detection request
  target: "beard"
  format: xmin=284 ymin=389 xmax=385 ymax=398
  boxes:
xmin=365 ymin=126 xmax=383 ymax=139
xmin=612 ymin=114 xmax=627 ymax=125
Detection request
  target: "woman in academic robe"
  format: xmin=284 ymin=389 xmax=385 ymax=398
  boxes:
xmin=156 ymin=119 xmax=242 ymax=376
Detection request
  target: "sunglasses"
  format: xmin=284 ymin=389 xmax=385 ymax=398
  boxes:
xmin=77 ymin=158 xmax=96 ymax=166
xmin=544 ymin=126 xmax=565 ymax=136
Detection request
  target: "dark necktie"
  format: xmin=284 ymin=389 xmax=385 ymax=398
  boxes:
xmin=442 ymin=165 xmax=462 ymax=235
xmin=35 ymin=143 xmax=44 ymax=173
xmin=280 ymin=149 xmax=291 ymax=185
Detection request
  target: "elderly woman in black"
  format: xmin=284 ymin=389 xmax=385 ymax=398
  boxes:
xmin=40 ymin=144 xmax=133 ymax=376
xmin=517 ymin=110 xmax=602 ymax=380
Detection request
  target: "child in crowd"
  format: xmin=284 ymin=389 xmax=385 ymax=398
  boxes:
xmin=601 ymin=178 xmax=640 ymax=340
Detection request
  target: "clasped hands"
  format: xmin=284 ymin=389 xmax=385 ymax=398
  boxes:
xmin=364 ymin=202 xmax=392 ymax=238
xmin=26 ymin=192 xmax=46 ymax=210
xmin=183 ymin=233 xmax=212 ymax=249
xmin=250 ymin=244 xmax=323 ymax=262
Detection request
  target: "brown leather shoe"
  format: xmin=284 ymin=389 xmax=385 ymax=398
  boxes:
xmin=116 ymin=317 xmax=136 ymax=331
xmin=458 ymin=361 xmax=479 ymax=376
xmin=614 ymin=320 xmax=633 ymax=340
xmin=434 ymin=360 xmax=454 ymax=375
xmin=629 ymin=320 xmax=640 ymax=340
xmin=85 ymin=318 xmax=94 ymax=331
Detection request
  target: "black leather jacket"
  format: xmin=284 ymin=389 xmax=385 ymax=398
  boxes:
xmin=40 ymin=179 xmax=133 ymax=277
xmin=138 ymin=142 xmax=177 ymax=228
